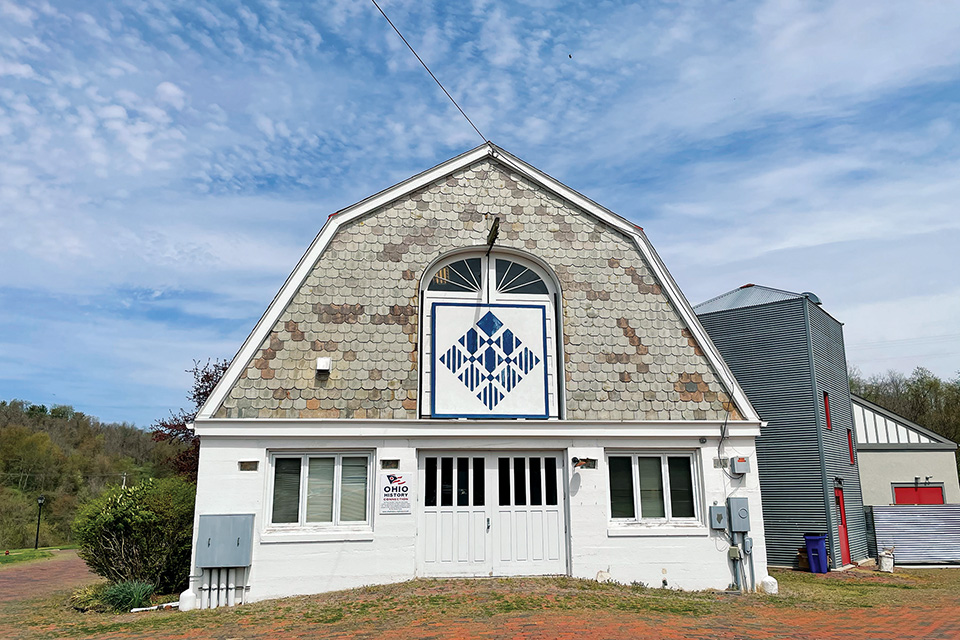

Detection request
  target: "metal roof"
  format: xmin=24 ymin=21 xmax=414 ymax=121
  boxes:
xmin=852 ymin=394 xmax=958 ymax=449
xmin=693 ymin=284 xmax=810 ymax=315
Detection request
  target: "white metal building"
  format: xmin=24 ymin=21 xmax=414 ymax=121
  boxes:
xmin=853 ymin=394 xmax=960 ymax=506
xmin=180 ymin=144 xmax=770 ymax=608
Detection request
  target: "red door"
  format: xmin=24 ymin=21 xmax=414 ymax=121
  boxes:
xmin=894 ymin=486 xmax=945 ymax=505
xmin=834 ymin=488 xmax=852 ymax=566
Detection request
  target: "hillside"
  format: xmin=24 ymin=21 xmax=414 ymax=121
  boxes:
xmin=0 ymin=400 xmax=181 ymax=549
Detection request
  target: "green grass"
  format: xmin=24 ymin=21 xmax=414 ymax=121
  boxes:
xmin=0 ymin=549 xmax=54 ymax=566
xmin=768 ymin=567 xmax=940 ymax=609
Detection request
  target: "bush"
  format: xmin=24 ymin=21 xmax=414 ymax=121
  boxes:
xmin=70 ymin=582 xmax=110 ymax=612
xmin=72 ymin=478 xmax=195 ymax=594
xmin=102 ymin=581 xmax=155 ymax=612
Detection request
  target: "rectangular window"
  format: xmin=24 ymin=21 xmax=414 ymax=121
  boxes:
xmin=270 ymin=453 xmax=371 ymax=527
xmin=608 ymin=453 xmax=699 ymax=522
xmin=544 ymin=457 xmax=558 ymax=506
xmin=824 ymin=392 xmax=832 ymax=429
xmin=847 ymin=429 xmax=855 ymax=465
xmin=513 ymin=457 xmax=527 ymax=506
xmin=425 ymin=456 xmax=438 ymax=507
xmin=440 ymin=457 xmax=453 ymax=507
xmin=608 ymin=457 xmax=635 ymax=518
xmin=498 ymin=457 xmax=511 ymax=506
xmin=472 ymin=458 xmax=485 ymax=506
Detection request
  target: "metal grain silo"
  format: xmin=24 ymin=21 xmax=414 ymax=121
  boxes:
xmin=696 ymin=285 xmax=868 ymax=569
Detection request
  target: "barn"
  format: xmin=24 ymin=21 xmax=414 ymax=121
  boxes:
xmin=179 ymin=144 xmax=770 ymax=608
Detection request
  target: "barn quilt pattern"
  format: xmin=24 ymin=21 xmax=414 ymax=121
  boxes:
xmin=439 ymin=311 xmax=540 ymax=410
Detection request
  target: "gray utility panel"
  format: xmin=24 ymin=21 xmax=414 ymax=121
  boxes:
xmin=727 ymin=497 xmax=751 ymax=532
xmin=709 ymin=505 xmax=729 ymax=530
xmin=196 ymin=514 xmax=255 ymax=568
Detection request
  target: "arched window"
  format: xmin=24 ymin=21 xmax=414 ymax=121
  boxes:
xmin=422 ymin=251 xmax=561 ymax=419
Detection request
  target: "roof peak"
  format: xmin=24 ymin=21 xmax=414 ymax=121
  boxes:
xmin=694 ymin=284 xmax=821 ymax=315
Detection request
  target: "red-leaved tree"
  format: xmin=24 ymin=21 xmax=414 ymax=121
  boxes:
xmin=152 ymin=359 xmax=229 ymax=480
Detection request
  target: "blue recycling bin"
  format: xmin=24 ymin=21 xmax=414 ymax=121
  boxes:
xmin=804 ymin=534 xmax=829 ymax=573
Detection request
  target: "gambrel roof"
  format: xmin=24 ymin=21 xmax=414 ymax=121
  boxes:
xmin=197 ymin=143 xmax=759 ymax=422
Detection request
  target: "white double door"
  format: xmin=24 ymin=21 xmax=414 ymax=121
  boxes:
xmin=418 ymin=451 xmax=567 ymax=577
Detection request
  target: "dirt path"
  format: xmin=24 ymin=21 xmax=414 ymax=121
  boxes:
xmin=0 ymin=550 xmax=96 ymax=603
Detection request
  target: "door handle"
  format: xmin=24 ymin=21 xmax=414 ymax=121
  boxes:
xmin=486 ymin=518 xmax=490 ymax=533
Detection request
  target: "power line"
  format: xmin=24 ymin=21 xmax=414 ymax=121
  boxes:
xmin=369 ymin=0 xmax=487 ymax=144
xmin=847 ymin=333 xmax=960 ymax=351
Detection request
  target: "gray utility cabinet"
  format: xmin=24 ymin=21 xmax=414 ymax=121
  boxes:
xmin=196 ymin=514 xmax=255 ymax=568
xmin=696 ymin=285 xmax=868 ymax=569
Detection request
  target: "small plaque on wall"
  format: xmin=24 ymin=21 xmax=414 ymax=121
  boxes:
xmin=379 ymin=472 xmax=412 ymax=514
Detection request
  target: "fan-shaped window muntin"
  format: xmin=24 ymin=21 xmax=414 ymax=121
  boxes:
xmin=427 ymin=256 xmax=548 ymax=297
xmin=495 ymin=259 xmax=548 ymax=295
xmin=428 ymin=258 xmax=483 ymax=293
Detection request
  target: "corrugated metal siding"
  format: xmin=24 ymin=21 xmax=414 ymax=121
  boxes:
xmin=807 ymin=302 xmax=869 ymax=566
xmin=870 ymin=505 xmax=960 ymax=563
xmin=699 ymin=299 xmax=827 ymax=567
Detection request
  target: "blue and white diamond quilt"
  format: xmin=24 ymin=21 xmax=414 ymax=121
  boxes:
xmin=431 ymin=303 xmax=548 ymax=418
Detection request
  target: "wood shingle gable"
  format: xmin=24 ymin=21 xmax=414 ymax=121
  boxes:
xmin=198 ymin=144 xmax=758 ymax=422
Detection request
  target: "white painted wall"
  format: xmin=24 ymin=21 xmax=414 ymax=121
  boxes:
xmin=565 ymin=436 xmax=767 ymax=590
xmin=185 ymin=425 xmax=769 ymax=603
xmin=857 ymin=450 xmax=960 ymax=505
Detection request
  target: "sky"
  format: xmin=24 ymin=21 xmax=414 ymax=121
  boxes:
xmin=1 ymin=0 xmax=958 ymax=427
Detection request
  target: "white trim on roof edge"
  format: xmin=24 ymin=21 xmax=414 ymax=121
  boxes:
xmin=197 ymin=143 xmax=760 ymax=422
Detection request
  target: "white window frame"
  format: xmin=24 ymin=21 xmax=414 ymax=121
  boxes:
xmin=265 ymin=451 xmax=374 ymax=535
xmin=606 ymin=451 xmax=704 ymax=533
xmin=420 ymin=248 xmax=563 ymax=420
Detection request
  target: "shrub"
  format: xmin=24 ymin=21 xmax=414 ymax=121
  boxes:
xmin=70 ymin=582 xmax=110 ymax=612
xmin=72 ymin=477 xmax=195 ymax=594
xmin=101 ymin=581 xmax=155 ymax=612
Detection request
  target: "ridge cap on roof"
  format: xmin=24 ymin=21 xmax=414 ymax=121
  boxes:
xmin=693 ymin=283 xmax=804 ymax=312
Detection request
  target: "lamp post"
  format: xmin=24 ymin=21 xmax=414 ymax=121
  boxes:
xmin=34 ymin=495 xmax=45 ymax=550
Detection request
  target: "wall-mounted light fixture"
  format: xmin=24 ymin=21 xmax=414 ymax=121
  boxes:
xmin=316 ymin=357 xmax=332 ymax=376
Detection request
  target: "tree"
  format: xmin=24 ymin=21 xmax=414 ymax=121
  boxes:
xmin=151 ymin=359 xmax=229 ymax=481
xmin=72 ymin=477 xmax=196 ymax=594
xmin=850 ymin=366 xmax=960 ymax=474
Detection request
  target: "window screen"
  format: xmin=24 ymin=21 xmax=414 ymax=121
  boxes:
xmin=608 ymin=456 xmax=635 ymax=518
xmin=306 ymin=458 xmax=334 ymax=522
xmin=272 ymin=458 xmax=302 ymax=524
xmin=637 ymin=457 xmax=665 ymax=518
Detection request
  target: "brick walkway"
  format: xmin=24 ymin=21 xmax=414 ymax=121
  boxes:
xmin=362 ymin=605 xmax=960 ymax=640
xmin=0 ymin=550 xmax=97 ymax=603
xmin=1 ymin=560 xmax=959 ymax=640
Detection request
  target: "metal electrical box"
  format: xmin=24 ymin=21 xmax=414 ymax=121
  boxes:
xmin=196 ymin=514 xmax=255 ymax=568
xmin=727 ymin=497 xmax=751 ymax=532
xmin=709 ymin=505 xmax=729 ymax=530
xmin=730 ymin=456 xmax=751 ymax=475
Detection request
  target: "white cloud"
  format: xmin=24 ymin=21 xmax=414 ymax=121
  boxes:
xmin=0 ymin=0 xmax=35 ymax=26
xmin=0 ymin=58 xmax=34 ymax=77
xmin=155 ymin=81 xmax=186 ymax=110
xmin=98 ymin=104 xmax=127 ymax=119
xmin=1 ymin=0 xmax=959 ymax=422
